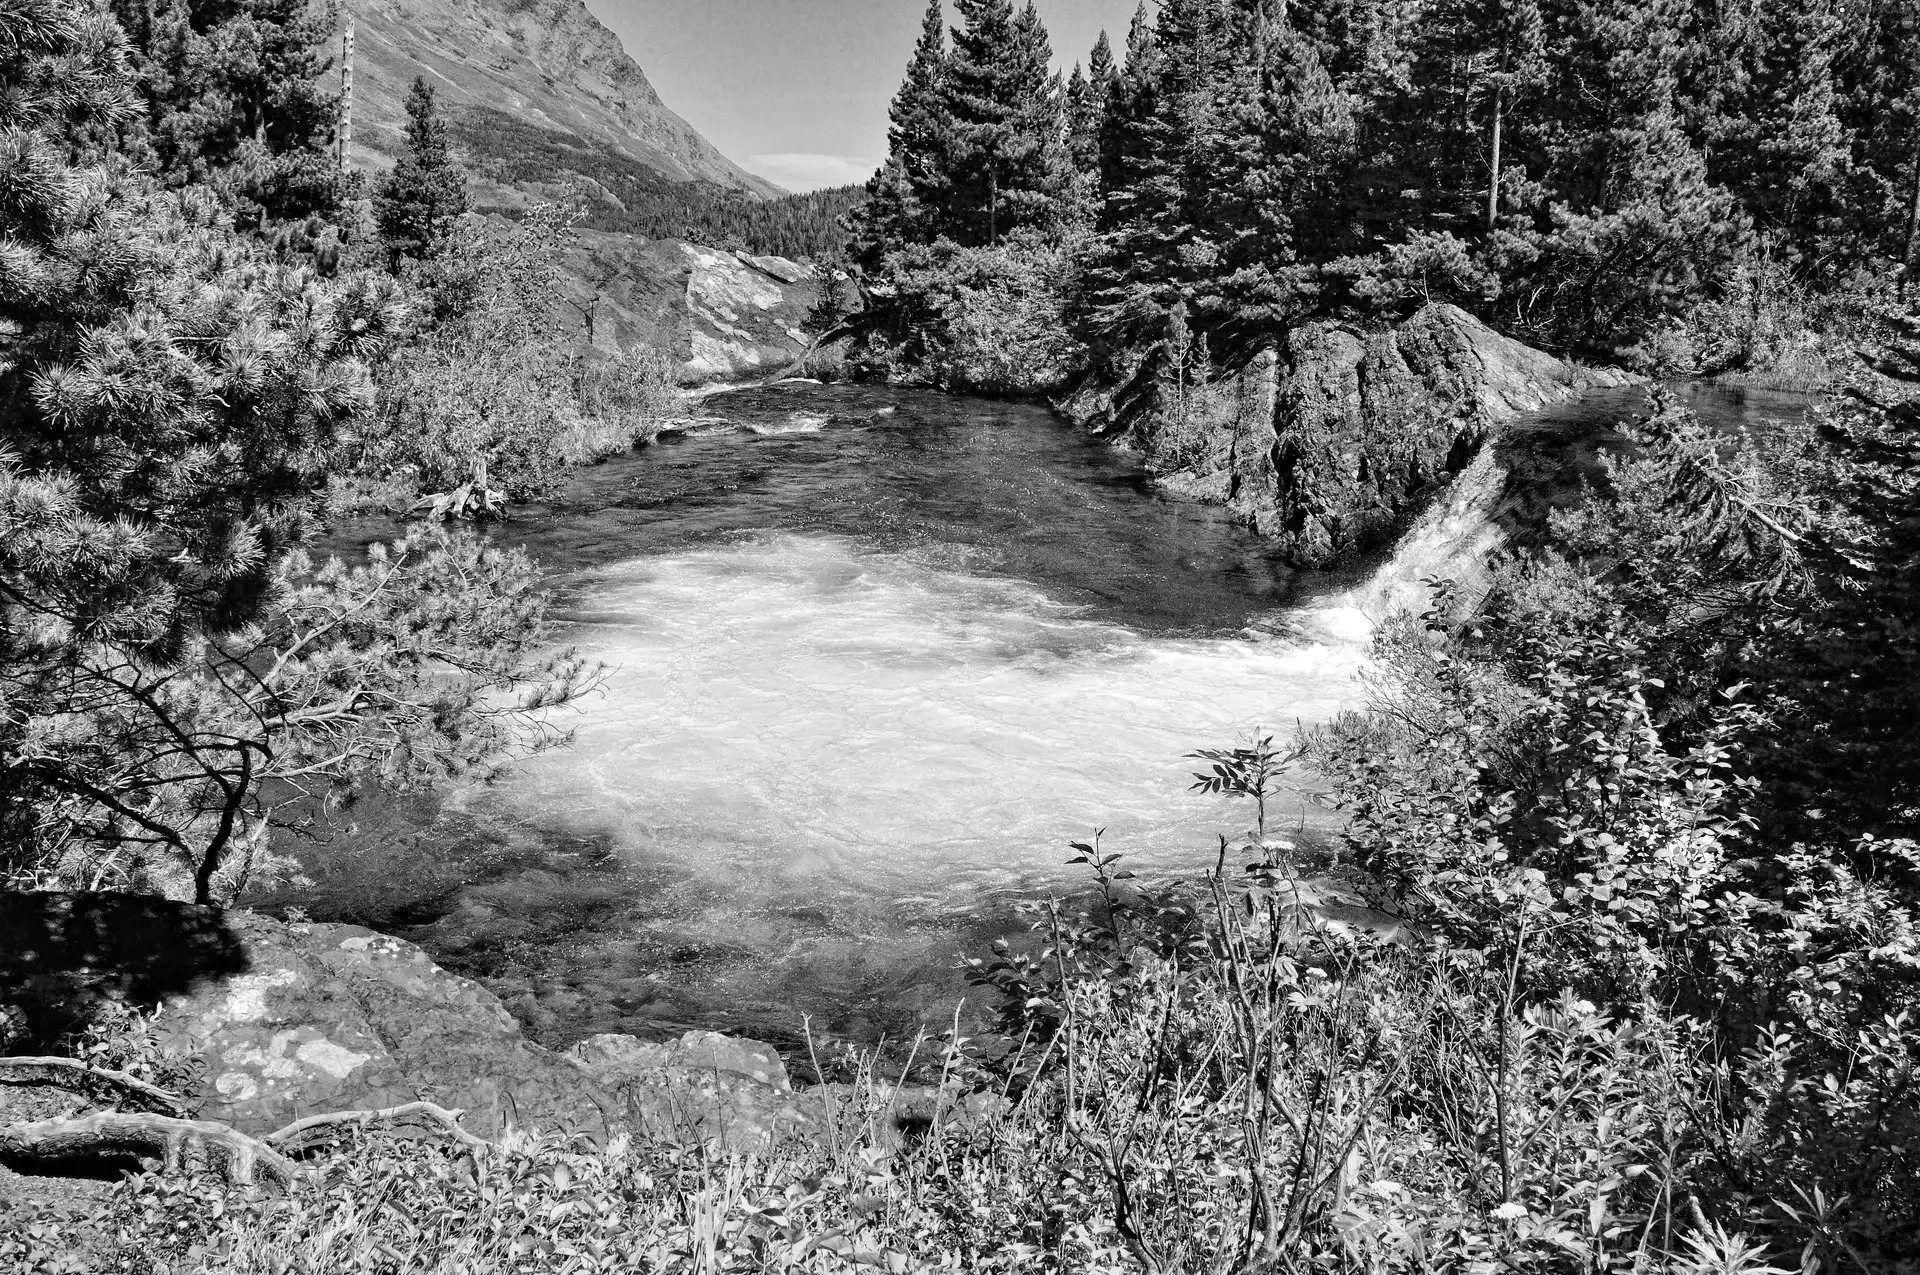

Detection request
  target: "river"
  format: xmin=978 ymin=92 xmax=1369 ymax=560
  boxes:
xmin=270 ymin=379 xmax=1814 ymax=1054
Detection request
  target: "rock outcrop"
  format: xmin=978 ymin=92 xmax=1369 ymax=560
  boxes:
xmin=151 ymin=913 xmax=817 ymax=1147
xmin=1061 ymin=304 xmax=1636 ymax=566
xmin=552 ymin=235 xmax=818 ymax=382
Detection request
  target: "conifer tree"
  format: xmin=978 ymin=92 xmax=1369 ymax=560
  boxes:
xmin=938 ymin=0 xmax=1069 ymax=246
xmin=1534 ymin=0 xmax=1747 ymax=343
xmin=1067 ymin=31 xmax=1118 ymax=175
xmin=1085 ymin=0 xmax=1236 ymax=330
xmin=1479 ymin=0 xmax=1547 ymax=231
xmin=1841 ymin=0 xmax=1920 ymax=280
xmin=1066 ymin=64 xmax=1097 ymax=173
xmin=107 ymin=0 xmax=344 ymax=224
xmin=1704 ymin=0 xmax=1853 ymax=267
xmin=375 ymin=78 xmax=469 ymax=271
xmin=1209 ymin=12 xmax=1358 ymax=327
xmin=1099 ymin=2 xmax=1163 ymax=213
xmin=851 ymin=0 xmax=951 ymax=266
xmin=1 ymin=0 xmax=425 ymax=898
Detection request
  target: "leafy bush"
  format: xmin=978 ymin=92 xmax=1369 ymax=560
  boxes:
xmin=355 ymin=209 xmax=678 ymax=502
xmin=856 ymin=231 xmax=1090 ymax=394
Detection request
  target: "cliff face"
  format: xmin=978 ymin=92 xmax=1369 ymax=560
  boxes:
xmin=344 ymin=0 xmax=783 ymax=201
xmin=553 ymin=233 xmax=818 ymax=382
xmin=1061 ymin=305 xmax=1635 ymax=566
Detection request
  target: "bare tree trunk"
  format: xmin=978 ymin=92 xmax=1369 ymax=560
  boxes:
xmin=1488 ymin=87 xmax=1504 ymax=233
xmin=339 ymin=15 xmax=355 ymax=170
xmin=1903 ymin=136 xmax=1920 ymax=298
xmin=0 ymin=1113 xmax=300 ymax=1186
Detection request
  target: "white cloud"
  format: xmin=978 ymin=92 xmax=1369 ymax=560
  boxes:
xmin=746 ymin=153 xmax=878 ymax=194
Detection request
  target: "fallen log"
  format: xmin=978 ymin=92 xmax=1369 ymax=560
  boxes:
xmin=0 ymin=1112 xmax=301 ymax=1186
xmin=0 ymin=1056 xmax=189 ymax=1116
xmin=0 ymin=1101 xmax=492 ymax=1186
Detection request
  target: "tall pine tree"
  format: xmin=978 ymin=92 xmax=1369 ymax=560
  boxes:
xmin=1067 ymin=31 xmax=1118 ymax=176
xmin=850 ymin=0 xmax=950 ymax=266
xmin=1704 ymin=0 xmax=1853 ymax=270
xmin=374 ymin=78 xmax=469 ymax=272
xmin=938 ymin=0 xmax=1069 ymax=246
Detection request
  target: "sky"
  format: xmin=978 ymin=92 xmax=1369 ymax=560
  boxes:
xmin=584 ymin=1 xmax=1145 ymax=193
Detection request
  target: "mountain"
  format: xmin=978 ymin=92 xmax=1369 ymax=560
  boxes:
xmin=341 ymin=0 xmax=838 ymax=383
xmin=343 ymin=0 xmax=785 ymax=203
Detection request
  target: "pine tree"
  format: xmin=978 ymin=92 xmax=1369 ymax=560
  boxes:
xmin=375 ymin=78 xmax=470 ymax=271
xmin=1 ymin=0 xmax=416 ymax=900
xmin=1099 ymin=2 xmax=1163 ymax=213
xmin=1839 ymin=0 xmax=1920 ymax=281
xmin=1066 ymin=64 xmax=1097 ymax=173
xmin=108 ymin=0 xmax=344 ymax=224
xmin=851 ymin=0 xmax=950 ymax=266
xmin=1085 ymin=0 xmax=1237 ymax=330
xmin=1479 ymin=0 xmax=1548 ymax=231
xmin=1209 ymin=12 xmax=1359 ymax=328
xmin=1533 ymin=0 xmax=1747 ymax=343
xmin=1067 ymin=31 xmax=1118 ymax=176
xmin=1703 ymin=0 xmax=1853 ymax=268
xmin=938 ymin=0 xmax=1069 ymax=246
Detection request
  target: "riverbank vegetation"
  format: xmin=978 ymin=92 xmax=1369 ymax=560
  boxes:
xmin=849 ymin=0 xmax=1920 ymax=391
xmin=0 ymin=1 xmax=651 ymax=904
xmin=18 ymin=339 xmax=1918 ymax=1275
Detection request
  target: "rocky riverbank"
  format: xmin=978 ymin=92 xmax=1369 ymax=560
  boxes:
xmin=1 ymin=894 xmax=987 ymax=1193
xmin=1060 ymin=304 xmax=1637 ymax=566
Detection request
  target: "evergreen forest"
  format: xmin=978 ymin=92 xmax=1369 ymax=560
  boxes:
xmin=849 ymin=0 xmax=1920 ymax=381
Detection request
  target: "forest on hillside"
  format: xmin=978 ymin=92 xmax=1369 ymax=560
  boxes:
xmin=451 ymin=106 xmax=865 ymax=260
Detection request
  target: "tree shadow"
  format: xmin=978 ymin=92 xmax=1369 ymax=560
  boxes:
xmin=0 ymin=892 xmax=249 ymax=1050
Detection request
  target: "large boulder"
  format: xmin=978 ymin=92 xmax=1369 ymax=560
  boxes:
xmin=1061 ymin=304 xmax=1636 ymax=566
xmin=153 ymin=913 xmax=814 ymax=1147
xmin=554 ymin=234 xmax=818 ymax=385
xmin=4 ymin=900 xmax=1008 ymax=1165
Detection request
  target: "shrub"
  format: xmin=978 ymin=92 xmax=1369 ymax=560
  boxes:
xmin=856 ymin=231 xmax=1090 ymax=395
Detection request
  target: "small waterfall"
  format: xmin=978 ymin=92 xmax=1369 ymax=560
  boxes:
xmin=1292 ymin=447 xmax=1514 ymax=642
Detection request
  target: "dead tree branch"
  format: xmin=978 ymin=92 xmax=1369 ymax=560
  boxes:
xmin=266 ymin=1101 xmax=489 ymax=1155
xmin=0 ymin=1057 xmax=189 ymax=1116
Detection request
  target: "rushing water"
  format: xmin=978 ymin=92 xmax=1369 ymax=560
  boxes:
xmin=276 ymin=379 xmax=1815 ymax=1053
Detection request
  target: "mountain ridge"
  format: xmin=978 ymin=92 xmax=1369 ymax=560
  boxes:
xmin=343 ymin=0 xmax=784 ymax=201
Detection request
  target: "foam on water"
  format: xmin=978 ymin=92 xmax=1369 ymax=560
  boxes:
xmin=743 ymin=413 xmax=830 ymax=436
xmin=507 ymin=532 xmax=1361 ymax=910
xmin=296 ymin=382 xmax=1809 ymax=1045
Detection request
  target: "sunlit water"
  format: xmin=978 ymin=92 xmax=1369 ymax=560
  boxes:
xmin=278 ymin=380 xmax=1814 ymax=1052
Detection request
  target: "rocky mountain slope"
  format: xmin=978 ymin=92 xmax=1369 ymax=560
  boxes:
xmin=343 ymin=0 xmax=782 ymax=202
xmin=336 ymin=0 xmax=825 ymax=382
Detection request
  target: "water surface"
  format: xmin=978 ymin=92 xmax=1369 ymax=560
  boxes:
xmin=280 ymin=380 xmax=1814 ymax=1051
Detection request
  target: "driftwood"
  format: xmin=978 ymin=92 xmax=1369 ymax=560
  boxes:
xmin=0 ymin=1056 xmax=190 ymax=1116
xmin=0 ymin=1090 xmax=488 ymax=1185
xmin=266 ymin=1101 xmax=489 ymax=1156
xmin=0 ymin=1112 xmax=302 ymax=1186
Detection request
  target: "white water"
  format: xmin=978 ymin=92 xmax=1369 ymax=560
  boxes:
xmin=300 ymin=380 xmax=1811 ymax=1043
xmin=503 ymin=533 xmax=1363 ymax=913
